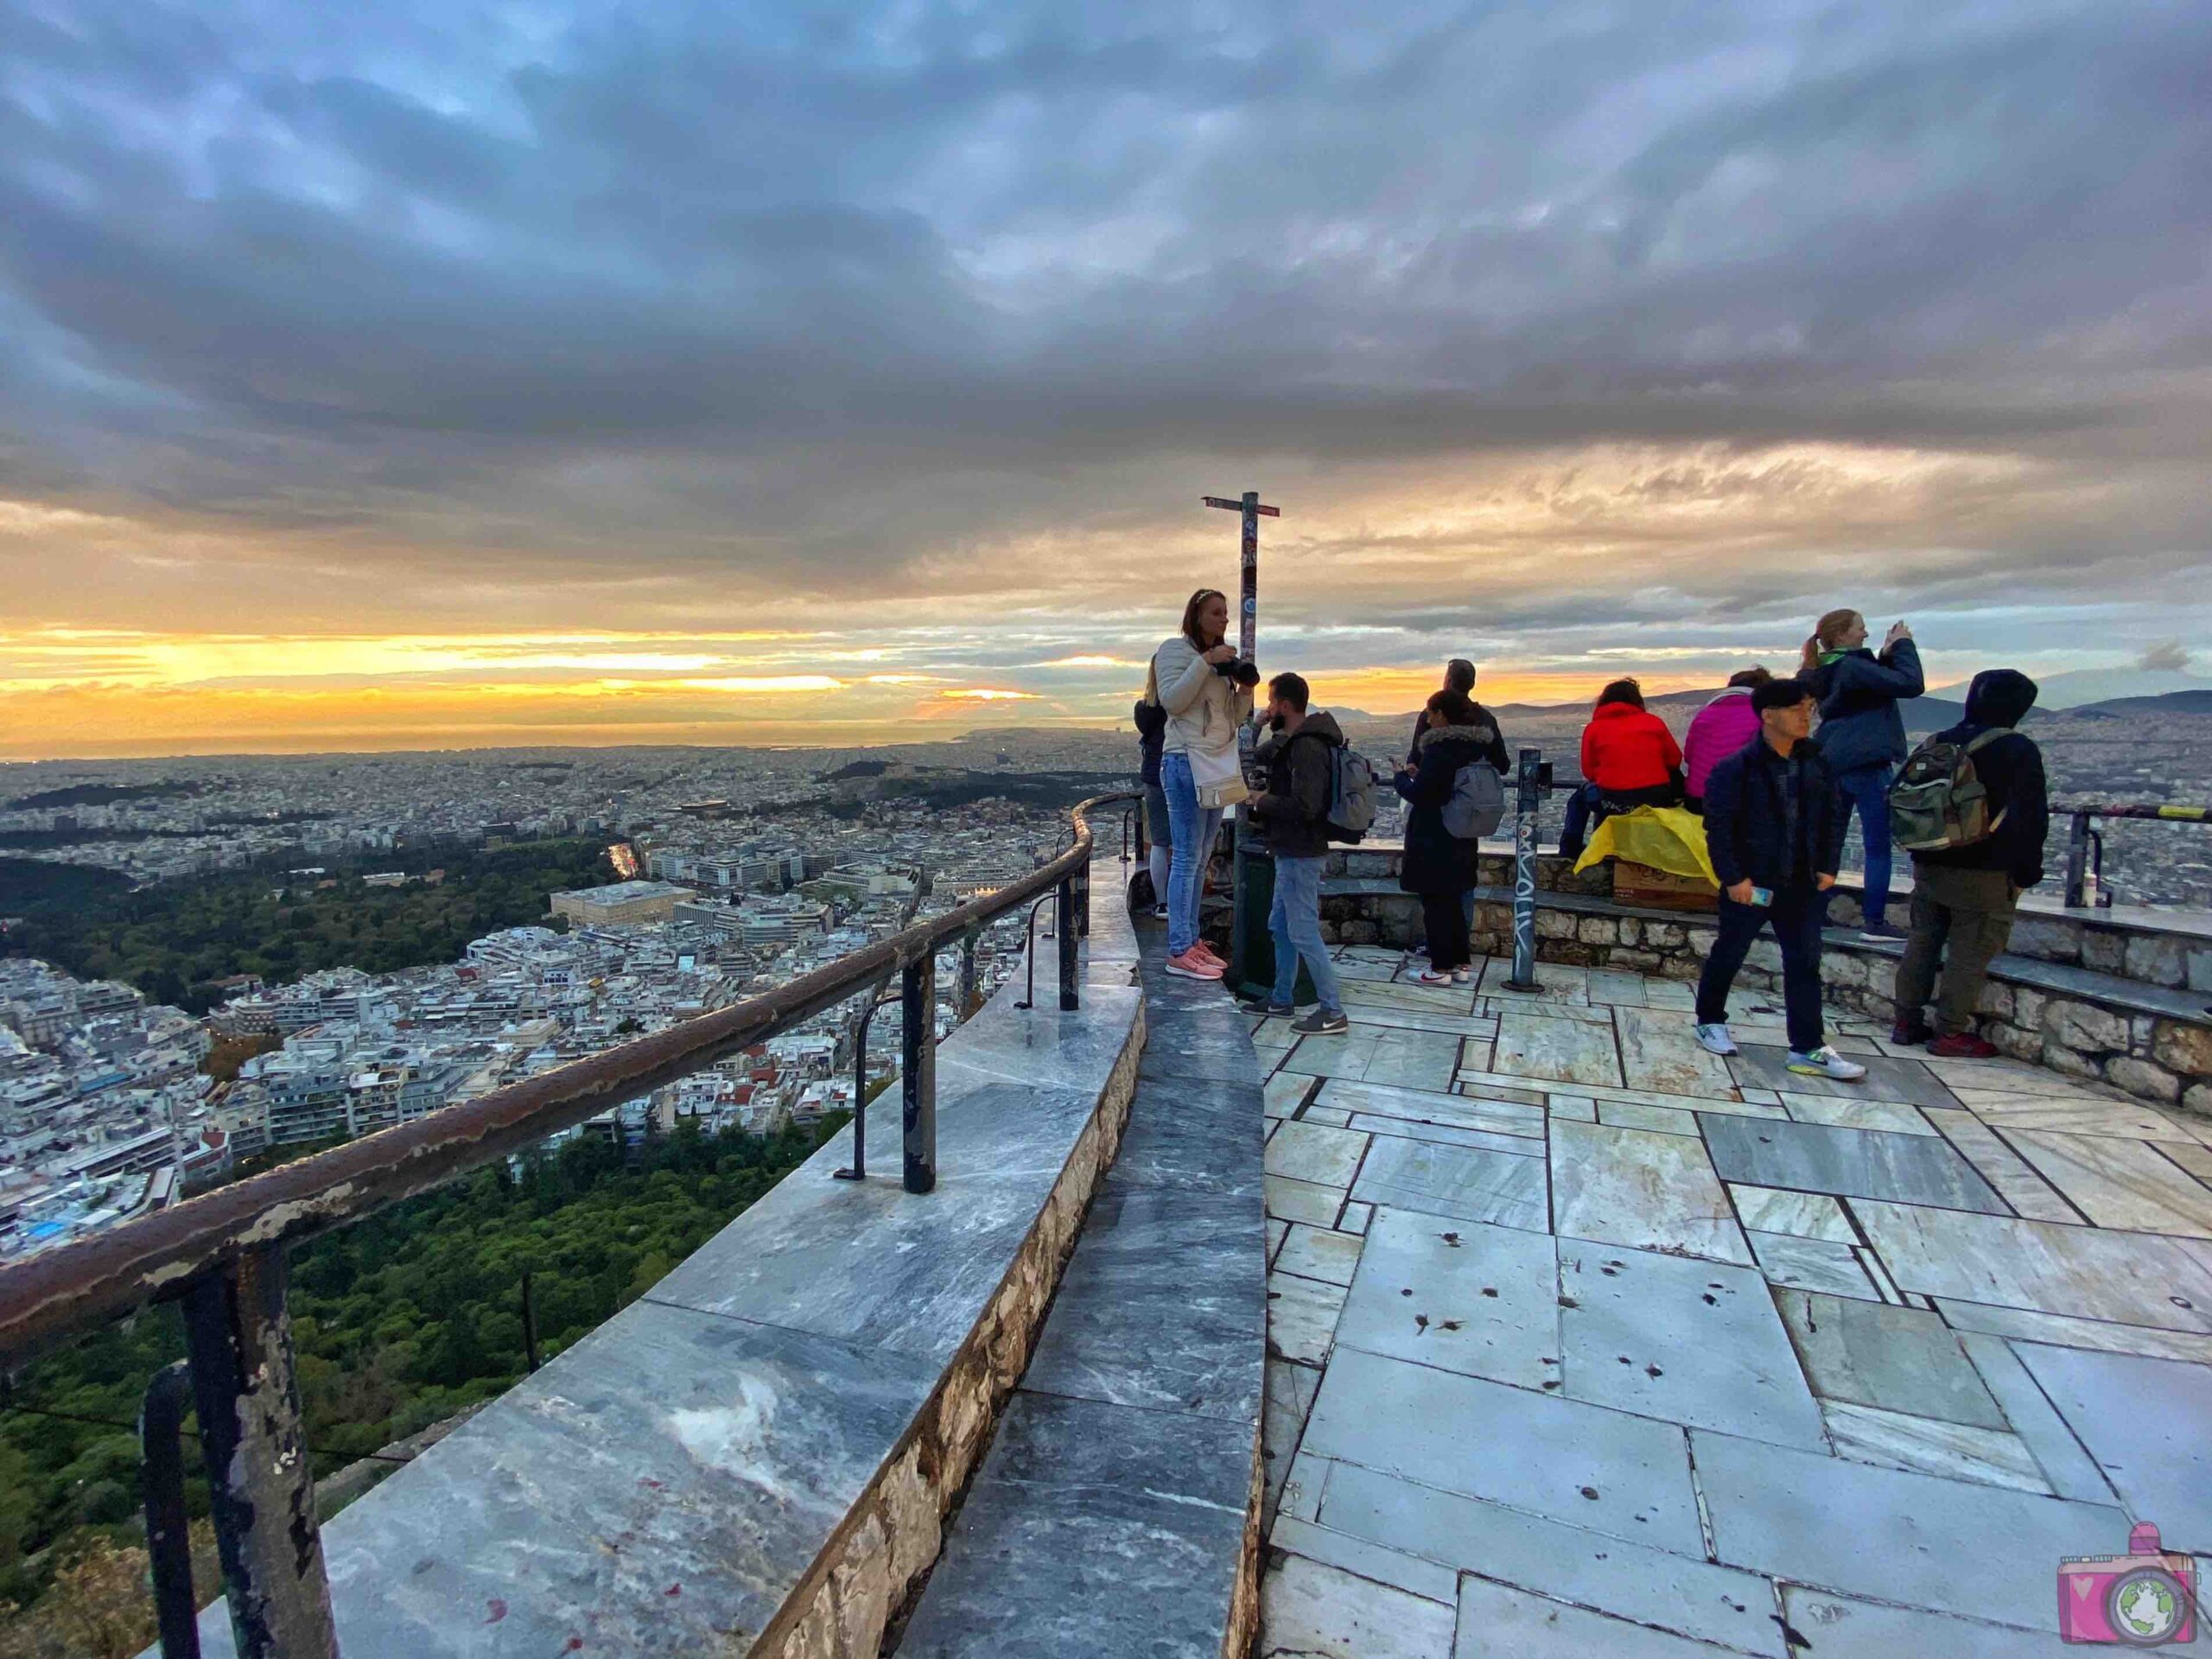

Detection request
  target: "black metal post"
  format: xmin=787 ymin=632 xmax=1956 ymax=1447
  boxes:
xmin=140 ymin=1361 xmax=201 ymax=1659
xmin=1014 ymin=893 xmax=1054 ymax=1009
xmin=1504 ymin=747 xmax=1544 ymax=992
xmin=901 ymin=954 xmax=936 ymax=1194
xmin=958 ymin=935 xmax=979 ymax=1018
xmin=2063 ymin=810 xmax=2092 ymax=909
xmin=520 ymin=1271 xmax=542 ymax=1373
xmin=179 ymin=1248 xmax=339 ymax=1659
xmin=1057 ymin=875 xmax=1079 ymax=1012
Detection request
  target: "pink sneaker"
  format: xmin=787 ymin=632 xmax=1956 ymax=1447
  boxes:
xmin=1166 ymin=948 xmax=1224 ymax=981
xmin=1191 ymin=940 xmax=1226 ymax=968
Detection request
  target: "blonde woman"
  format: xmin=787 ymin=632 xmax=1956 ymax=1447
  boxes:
xmin=1801 ymin=608 xmax=1923 ymax=941
xmin=1151 ymin=588 xmax=1255 ymax=979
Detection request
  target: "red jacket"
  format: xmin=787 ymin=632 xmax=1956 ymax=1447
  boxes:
xmin=1580 ymin=702 xmax=1682 ymax=792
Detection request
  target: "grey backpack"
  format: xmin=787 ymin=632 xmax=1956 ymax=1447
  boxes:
xmin=1441 ymin=763 xmax=1506 ymax=840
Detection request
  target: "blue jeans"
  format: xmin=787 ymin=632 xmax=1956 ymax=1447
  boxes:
xmin=1269 ymin=855 xmax=1341 ymax=1012
xmin=1838 ymin=764 xmax=1895 ymax=925
xmin=1557 ymin=782 xmax=1602 ymax=853
xmin=1160 ymin=752 xmax=1223 ymax=957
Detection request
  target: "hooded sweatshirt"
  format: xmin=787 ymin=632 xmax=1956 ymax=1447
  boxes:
xmin=1683 ymin=688 xmax=1761 ymax=799
xmin=1914 ymin=669 xmax=2049 ymax=888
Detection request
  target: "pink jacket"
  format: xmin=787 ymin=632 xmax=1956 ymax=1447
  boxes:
xmin=1683 ymin=689 xmax=1761 ymax=799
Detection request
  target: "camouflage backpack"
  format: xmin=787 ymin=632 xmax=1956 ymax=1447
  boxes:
xmin=1887 ymin=728 xmax=2013 ymax=852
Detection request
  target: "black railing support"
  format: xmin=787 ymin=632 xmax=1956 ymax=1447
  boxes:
xmin=1504 ymin=747 xmax=1544 ymax=993
xmin=958 ymin=934 xmax=979 ymax=1018
xmin=1058 ymin=874 xmax=1080 ymax=1011
xmin=180 ymin=1247 xmax=338 ymax=1659
xmin=2064 ymin=810 xmax=2092 ymax=909
xmin=1014 ymin=894 xmax=1056 ymax=1010
xmin=520 ymin=1270 xmax=542 ymax=1373
xmin=140 ymin=1361 xmax=201 ymax=1659
xmin=901 ymin=954 xmax=936 ymax=1194
xmin=839 ymin=987 xmax=900 ymax=1180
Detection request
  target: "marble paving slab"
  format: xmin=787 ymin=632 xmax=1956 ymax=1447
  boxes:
xmin=1358 ymin=1027 xmax=1466 ymax=1092
xmin=1691 ymin=1427 xmax=2126 ymax=1627
xmin=1494 ymin=1010 xmax=1626 ymax=1089
xmin=1321 ymin=1077 xmax=1547 ymax=1136
xmin=1782 ymin=1586 xmax=2084 ymax=1656
xmin=1774 ymin=1288 xmax=2006 ymax=1427
xmin=1727 ymin=1184 xmax=1856 ymax=1242
xmin=1319 ymin=1463 xmax=1778 ymax=1656
xmin=1268 ymin=1268 xmax=1349 ymax=1366
xmin=1955 ymin=1333 xmax=2118 ymax=1504
xmin=1275 ymin=1223 xmax=1365 ymax=1287
xmin=1550 ymin=1119 xmax=1752 ymax=1266
xmin=1746 ymin=1230 xmax=1882 ymax=1300
xmin=1615 ymin=1006 xmax=1739 ymax=1099
xmin=1281 ymin=1026 xmax=1389 ymax=1080
xmin=1262 ymin=1358 xmax=1321 ymax=1523
xmin=1260 ymin=1554 xmax=1457 ymax=1659
xmin=1338 ymin=977 xmax=1481 ymax=1014
xmin=2160 ymin=1139 xmax=2212 ymax=1185
xmin=1265 ymin=1071 xmax=1316 ymax=1118
xmin=2012 ymin=1343 xmax=2212 ymax=1549
xmin=1458 ymin=1068 xmax=1780 ymax=1118
xmin=1277 ymin=1448 xmax=1332 ymax=1525
xmin=1819 ymin=1398 xmax=2050 ymax=1493
xmin=1266 ymin=1173 xmax=1347 ymax=1228
xmin=1268 ymin=1516 xmax=1458 ymax=1605
xmin=1852 ymin=1202 xmax=2212 ymax=1333
xmin=1333 ymin=1210 xmax=1560 ymax=1389
xmin=1952 ymin=1090 xmax=2211 ymax=1144
xmin=1351 ymin=1133 xmax=1551 ymax=1233
xmin=1598 ymin=1099 xmax=1700 ymax=1135
xmin=2008 ymin=1128 xmax=2212 ymax=1238
xmin=1727 ymin=1043 xmax=1961 ymax=1108
xmin=1112 ymin=1077 xmax=1267 ymax=1197
xmin=1920 ymin=1108 xmax=2084 ymax=1224
xmin=1583 ymin=968 xmax=1652 ymax=1006
xmin=1348 ymin=1113 xmax=1543 ymax=1157
xmin=1301 ymin=1347 xmax=1706 ymax=1554
xmin=1545 ymin=1093 xmax=1598 ymax=1121
xmin=1265 ymin=1118 xmax=1371 ymax=1188
xmin=1935 ymin=1299 xmax=2212 ymax=1363
xmin=1699 ymin=1114 xmax=2009 ymax=1214
xmin=1779 ymin=1094 xmax=1936 ymax=1135
xmin=1020 ymin=1180 xmax=1265 ymax=1423
xmin=898 ymin=1390 xmax=1255 ymax=1659
xmin=1318 ymin=1003 xmax=1497 ymax=1038
xmin=1452 ymin=1576 xmax=1753 ymax=1659
xmin=1480 ymin=957 xmax=1592 ymax=1004
xmin=1558 ymin=1243 xmax=1827 ymax=1449
xmin=1340 ymin=1200 xmax=1374 ymax=1236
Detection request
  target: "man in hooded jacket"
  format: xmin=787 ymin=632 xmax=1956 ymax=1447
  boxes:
xmin=1891 ymin=670 xmax=2049 ymax=1058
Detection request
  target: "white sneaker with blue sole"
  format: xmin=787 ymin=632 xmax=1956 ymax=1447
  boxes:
xmin=1693 ymin=1022 xmax=1738 ymax=1056
xmin=1787 ymin=1046 xmax=1867 ymax=1081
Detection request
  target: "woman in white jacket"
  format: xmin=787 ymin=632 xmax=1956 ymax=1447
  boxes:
xmin=1152 ymin=588 xmax=1252 ymax=979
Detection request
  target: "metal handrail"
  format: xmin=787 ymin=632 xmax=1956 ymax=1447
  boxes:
xmin=0 ymin=791 xmax=1131 ymax=1659
xmin=2062 ymin=803 xmax=2212 ymax=909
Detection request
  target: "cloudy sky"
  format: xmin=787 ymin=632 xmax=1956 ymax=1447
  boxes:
xmin=2 ymin=0 xmax=2208 ymax=757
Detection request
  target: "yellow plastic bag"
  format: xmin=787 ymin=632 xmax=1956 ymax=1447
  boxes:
xmin=1572 ymin=805 xmax=1719 ymax=887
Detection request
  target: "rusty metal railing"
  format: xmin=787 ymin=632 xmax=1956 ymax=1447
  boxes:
xmin=2062 ymin=804 xmax=2212 ymax=909
xmin=0 ymin=791 xmax=1133 ymax=1659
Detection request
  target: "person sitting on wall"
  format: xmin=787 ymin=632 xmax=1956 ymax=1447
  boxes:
xmin=1557 ymin=678 xmax=1683 ymax=860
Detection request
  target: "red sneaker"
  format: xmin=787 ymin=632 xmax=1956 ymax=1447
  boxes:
xmin=1927 ymin=1032 xmax=2000 ymax=1059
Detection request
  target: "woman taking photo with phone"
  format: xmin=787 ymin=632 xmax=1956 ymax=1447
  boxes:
xmin=1802 ymin=608 xmax=1924 ymax=942
xmin=1152 ymin=588 xmax=1255 ymax=980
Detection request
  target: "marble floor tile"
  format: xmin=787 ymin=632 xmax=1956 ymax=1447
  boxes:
xmin=1301 ymin=1106 xmax=1353 ymax=1128
xmin=1699 ymin=1115 xmax=2008 ymax=1214
xmin=1821 ymin=1397 xmax=2054 ymax=1493
xmin=1268 ymin=1268 xmax=1349 ymax=1366
xmin=2159 ymin=1139 xmax=2212 ymax=1185
xmin=1112 ymin=1081 xmax=1267 ymax=1198
xmin=1358 ymin=1028 xmax=1465 ymax=1092
xmin=1546 ymin=1093 xmax=1599 ymax=1122
xmin=1260 ymin=1554 xmax=1456 ymax=1659
xmin=1615 ymin=1007 xmax=1739 ymax=1099
xmin=1727 ymin=1043 xmax=1960 ymax=1109
xmin=1322 ymin=1077 xmax=1547 ymax=1137
xmin=1690 ymin=1427 xmax=2126 ymax=1627
xmin=1779 ymin=1094 xmax=1936 ymax=1135
xmin=1955 ymin=1333 xmax=2118 ymax=1504
xmin=1276 ymin=1223 xmax=1365 ymax=1287
xmin=1558 ymin=1243 xmax=1827 ymax=1450
xmin=1598 ymin=1100 xmax=1700 ymax=1136
xmin=1452 ymin=1577 xmax=1751 ymax=1659
xmin=1351 ymin=1134 xmax=1550 ymax=1233
xmin=1480 ymin=957 xmax=1592 ymax=1004
xmin=1494 ymin=1010 xmax=1626 ymax=1089
xmin=1333 ymin=1210 xmax=1560 ymax=1389
xmin=1282 ymin=1027 xmax=1387 ymax=1080
xmin=1934 ymin=1299 xmax=2212 ymax=1363
xmin=1265 ymin=1119 xmax=1371 ymax=1188
xmin=1951 ymin=1092 xmax=2199 ymax=1141
xmin=1266 ymin=1173 xmax=1347 ymax=1228
xmin=1458 ymin=1069 xmax=1780 ymax=1118
xmin=1338 ymin=978 xmax=1480 ymax=1015
xmin=1301 ymin=1347 xmax=1706 ymax=1554
xmin=1550 ymin=1120 xmax=1752 ymax=1266
xmin=1323 ymin=1004 xmax=1497 ymax=1038
xmin=2012 ymin=1343 xmax=2212 ymax=1548
xmin=1448 ymin=1072 xmax=1552 ymax=1108
xmin=1265 ymin=1071 xmax=1316 ymax=1119
xmin=1852 ymin=1202 xmax=2212 ymax=1333
xmin=1640 ymin=979 xmax=1700 ymax=1011
xmin=1774 ymin=1288 xmax=2006 ymax=1427
xmin=1747 ymin=1230 xmax=1882 ymax=1300
xmin=1332 ymin=956 xmax=1408 ymax=982
xmin=1263 ymin=1357 xmax=1322 ymax=1524
xmin=1726 ymin=1184 xmax=1856 ymax=1242
xmin=1919 ymin=1108 xmax=2084 ymax=1224
xmin=1782 ymin=1586 xmax=2084 ymax=1657
xmin=2008 ymin=1129 xmax=2212 ymax=1238
xmin=1318 ymin=1463 xmax=1777 ymax=1656
xmin=1268 ymin=1217 xmax=1287 ymax=1261
xmin=1277 ymin=1448 xmax=1332 ymax=1524
xmin=1480 ymin=995 xmax=1620 ymax=1026
xmin=1338 ymin=1201 xmax=1374 ymax=1236
xmin=1268 ymin=1516 xmax=1459 ymax=1605
xmin=1584 ymin=968 xmax=1652 ymax=1006
xmin=1347 ymin=1114 xmax=1541 ymax=1157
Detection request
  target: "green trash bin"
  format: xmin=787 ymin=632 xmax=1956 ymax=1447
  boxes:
xmin=1230 ymin=830 xmax=1318 ymax=1006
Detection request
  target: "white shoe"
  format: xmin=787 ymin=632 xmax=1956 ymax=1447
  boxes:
xmin=1451 ymin=966 xmax=1472 ymax=986
xmin=1693 ymin=1022 xmax=1738 ymax=1056
xmin=1788 ymin=1046 xmax=1867 ymax=1082
xmin=1412 ymin=969 xmax=1452 ymax=987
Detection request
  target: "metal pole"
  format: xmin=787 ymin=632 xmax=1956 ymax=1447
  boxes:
xmin=958 ymin=935 xmax=979 ymax=1020
xmin=1058 ymin=876 xmax=1079 ymax=1012
xmin=2063 ymin=810 xmax=2091 ymax=909
xmin=1230 ymin=490 xmax=1261 ymax=985
xmin=180 ymin=1248 xmax=340 ymax=1659
xmin=901 ymin=954 xmax=936 ymax=1194
xmin=520 ymin=1271 xmax=542 ymax=1372
xmin=1504 ymin=748 xmax=1543 ymax=992
xmin=140 ymin=1361 xmax=202 ymax=1659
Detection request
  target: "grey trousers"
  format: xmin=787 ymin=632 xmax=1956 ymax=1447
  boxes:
xmin=1894 ymin=863 xmax=2017 ymax=1035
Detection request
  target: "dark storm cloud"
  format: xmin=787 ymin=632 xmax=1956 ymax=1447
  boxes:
xmin=1 ymin=0 xmax=2209 ymax=593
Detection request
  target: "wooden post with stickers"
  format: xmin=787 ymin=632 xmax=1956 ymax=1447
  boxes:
xmin=1203 ymin=490 xmax=1279 ymax=992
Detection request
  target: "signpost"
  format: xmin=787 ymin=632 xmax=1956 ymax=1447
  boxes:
xmin=1503 ymin=747 xmax=1545 ymax=992
xmin=1203 ymin=492 xmax=1278 ymax=991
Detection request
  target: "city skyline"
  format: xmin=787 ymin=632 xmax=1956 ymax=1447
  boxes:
xmin=4 ymin=3 xmax=2210 ymax=757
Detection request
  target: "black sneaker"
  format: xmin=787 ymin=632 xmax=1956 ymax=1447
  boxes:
xmin=1239 ymin=995 xmax=1295 ymax=1017
xmin=1858 ymin=920 xmax=1907 ymax=944
xmin=1291 ymin=1007 xmax=1350 ymax=1036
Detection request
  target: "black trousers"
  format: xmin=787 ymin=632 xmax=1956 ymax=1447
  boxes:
xmin=1695 ymin=885 xmax=1827 ymax=1052
xmin=1420 ymin=890 xmax=1471 ymax=971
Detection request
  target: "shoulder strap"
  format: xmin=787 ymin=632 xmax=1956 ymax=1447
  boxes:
xmin=1961 ymin=727 xmax=2013 ymax=755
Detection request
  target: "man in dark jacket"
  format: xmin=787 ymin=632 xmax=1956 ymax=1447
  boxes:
xmin=1804 ymin=619 xmax=1924 ymax=942
xmin=1133 ymin=696 xmax=1171 ymax=918
xmin=1694 ymin=677 xmax=1866 ymax=1081
xmin=1394 ymin=690 xmax=1499 ymax=987
xmin=1891 ymin=670 xmax=2049 ymax=1058
xmin=1246 ymin=672 xmax=1348 ymax=1033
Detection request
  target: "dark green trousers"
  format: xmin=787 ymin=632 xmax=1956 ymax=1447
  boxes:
xmin=1895 ymin=863 xmax=2017 ymax=1035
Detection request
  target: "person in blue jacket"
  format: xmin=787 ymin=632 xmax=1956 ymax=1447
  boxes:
xmin=1801 ymin=607 xmax=1923 ymax=943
